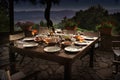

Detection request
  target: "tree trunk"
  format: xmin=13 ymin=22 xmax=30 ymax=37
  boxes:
xmin=9 ymin=0 xmax=14 ymax=34
xmin=44 ymin=0 xmax=54 ymax=32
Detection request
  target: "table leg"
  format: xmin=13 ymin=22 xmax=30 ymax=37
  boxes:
xmin=9 ymin=47 xmax=16 ymax=74
xmin=89 ymin=45 xmax=94 ymax=67
xmin=64 ymin=62 xmax=72 ymax=80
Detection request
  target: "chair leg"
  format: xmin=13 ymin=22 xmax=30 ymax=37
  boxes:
xmin=115 ymin=73 xmax=120 ymax=80
xmin=114 ymin=54 xmax=117 ymax=60
xmin=115 ymin=64 xmax=119 ymax=74
xmin=19 ymin=56 xmax=25 ymax=65
xmin=15 ymin=53 xmax=19 ymax=59
xmin=113 ymin=54 xmax=119 ymax=74
xmin=113 ymin=60 xmax=120 ymax=74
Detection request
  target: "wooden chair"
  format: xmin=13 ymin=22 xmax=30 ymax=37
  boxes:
xmin=0 ymin=69 xmax=25 ymax=80
xmin=9 ymin=32 xmax=34 ymax=65
xmin=112 ymin=35 xmax=120 ymax=74
xmin=9 ymin=33 xmax=25 ymax=64
xmin=0 ymin=45 xmax=9 ymax=68
xmin=0 ymin=33 xmax=9 ymax=68
xmin=0 ymin=68 xmax=39 ymax=80
xmin=115 ymin=72 xmax=120 ymax=80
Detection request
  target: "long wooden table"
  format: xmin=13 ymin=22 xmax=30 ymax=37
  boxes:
xmin=9 ymin=36 xmax=99 ymax=80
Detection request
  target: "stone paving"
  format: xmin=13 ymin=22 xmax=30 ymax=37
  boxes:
xmin=0 ymin=46 xmax=119 ymax=80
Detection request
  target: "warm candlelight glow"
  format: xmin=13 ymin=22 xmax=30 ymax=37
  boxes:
xmin=43 ymin=38 xmax=52 ymax=44
xmin=32 ymin=29 xmax=38 ymax=36
xmin=79 ymin=37 xmax=84 ymax=42
xmin=74 ymin=35 xmax=84 ymax=42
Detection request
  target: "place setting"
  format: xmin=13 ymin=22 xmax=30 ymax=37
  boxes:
xmin=74 ymin=41 xmax=89 ymax=46
xmin=16 ymin=35 xmax=40 ymax=48
xmin=43 ymin=46 xmax=61 ymax=53
xmin=83 ymin=36 xmax=96 ymax=41
xmin=22 ymin=42 xmax=39 ymax=48
xmin=14 ymin=40 xmax=39 ymax=48
xmin=22 ymin=37 xmax=35 ymax=41
xmin=64 ymin=46 xmax=82 ymax=54
xmin=19 ymin=33 xmax=94 ymax=54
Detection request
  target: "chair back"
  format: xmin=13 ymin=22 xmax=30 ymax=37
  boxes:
xmin=112 ymin=35 xmax=120 ymax=48
xmin=112 ymin=35 xmax=120 ymax=57
xmin=9 ymin=32 xmax=25 ymax=41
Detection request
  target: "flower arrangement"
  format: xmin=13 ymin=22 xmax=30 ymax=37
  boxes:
xmin=96 ymin=21 xmax=114 ymax=35
xmin=65 ymin=20 xmax=77 ymax=27
xmin=96 ymin=21 xmax=114 ymax=30
xmin=15 ymin=21 xmax=38 ymax=36
xmin=62 ymin=17 xmax=77 ymax=30
xmin=15 ymin=21 xmax=34 ymax=31
xmin=63 ymin=19 xmax=77 ymax=27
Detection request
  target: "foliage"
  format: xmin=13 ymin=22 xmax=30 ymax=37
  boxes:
xmin=72 ymin=5 xmax=109 ymax=31
xmin=32 ymin=24 xmax=39 ymax=30
xmin=66 ymin=4 xmax=120 ymax=34
xmin=14 ymin=0 xmax=60 ymax=32
xmin=111 ymin=13 xmax=120 ymax=35
xmin=0 ymin=9 xmax=9 ymax=32
xmin=61 ymin=16 xmax=77 ymax=28
xmin=40 ymin=20 xmax=47 ymax=27
xmin=96 ymin=21 xmax=114 ymax=31
xmin=15 ymin=21 xmax=35 ymax=31
xmin=67 ymin=4 xmax=120 ymax=35
xmin=0 ymin=0 xmax=9 ymax=32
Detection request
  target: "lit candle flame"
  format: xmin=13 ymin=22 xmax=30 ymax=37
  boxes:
xmin=32 ymin=29 xmax=38 ymax=36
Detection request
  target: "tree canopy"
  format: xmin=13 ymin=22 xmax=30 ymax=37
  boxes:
xmin=0 ymin=0 xmax=9 ymax=32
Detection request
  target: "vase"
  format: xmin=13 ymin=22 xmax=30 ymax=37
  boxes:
xmin=99 ymin=27 xmax=112 ymax=51
xmin=99 ymin=27 xmax=112 ymax=35
xmin=24 ymin=30 xmax=32 ymax=37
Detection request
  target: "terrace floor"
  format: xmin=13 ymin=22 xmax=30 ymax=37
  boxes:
xmin=0 ymin=46 xmax=120 ymax=80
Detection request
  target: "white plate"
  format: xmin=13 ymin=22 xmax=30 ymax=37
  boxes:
xmin=44 ymin=46 xmax=61 ymax=53
xmin=23 ymin=37 xmax=34 ymax=41
xmin=64 ymin=46 xmax=81 ymax=52
xmin=74 ymin=41 xmax=88 ymax=46
xmin=23 ymin=42 xmax=38 ymax=48
xmin=84 ymin=37 xmax=94 ymax=40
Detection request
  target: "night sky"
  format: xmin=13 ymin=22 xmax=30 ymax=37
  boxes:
xmin=14 ymin=0 xmax=120 ymax=11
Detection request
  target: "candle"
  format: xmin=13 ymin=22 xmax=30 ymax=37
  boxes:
xmin=32 ymin=29 xmax=38 ymax=36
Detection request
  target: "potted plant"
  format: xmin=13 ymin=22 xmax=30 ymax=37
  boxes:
xmin=96 ymin=22 xmax=114 ymax=35
xmin=63 ymin=20 xmax=77 ymax=30
xmin=62 ymin=17 xmax=77 ymax=30
xmin=15 ymin=21 xmax=36 ymax=37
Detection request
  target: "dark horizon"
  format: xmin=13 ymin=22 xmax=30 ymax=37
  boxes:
xmin=14 ymin=0 xmax=120 ymax=24
xmin=14 ymin=0 xmax=120 ymax=11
